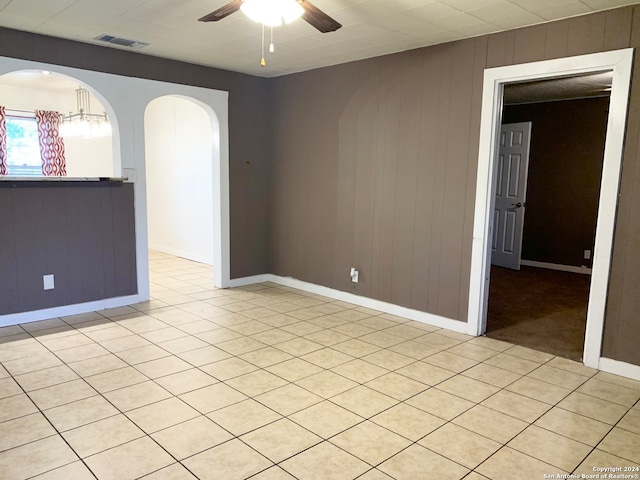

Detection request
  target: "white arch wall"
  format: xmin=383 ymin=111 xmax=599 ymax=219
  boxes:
xmin=145 ymin=96 xmax=215 ymax=265
xmin=0 ymin=56 xmax=230 ymax=324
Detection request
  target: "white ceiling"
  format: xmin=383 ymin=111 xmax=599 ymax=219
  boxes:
xmin=0 ymin=0 xmax=637 ymax=78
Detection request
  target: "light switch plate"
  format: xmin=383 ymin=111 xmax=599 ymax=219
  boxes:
xmin=43 ymin=274 xmax=55 ymax=290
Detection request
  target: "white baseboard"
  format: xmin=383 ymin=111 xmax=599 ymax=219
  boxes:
xmin=148 ymin=243 xmax=214 ymax=266
xmin=229 ymin=273 xmax=467 ymax=334
xmin=229 ymin=274 xmax=270 ymax=288
xmin=598 ymin=357 xmax=640 ymax=382
xmin=520 ymin=260 xmax=592 ymax=275
xmin=0 ymin=294 xmax=146 ymax=328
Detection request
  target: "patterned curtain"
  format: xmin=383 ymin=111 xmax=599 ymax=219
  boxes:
xmin=36 ymin=110 xmax=66 ymax=176
xmin=0 ymin=106 xmax=7 ymax=175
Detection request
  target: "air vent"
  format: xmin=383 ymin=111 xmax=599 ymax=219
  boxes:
xmin=94 ymin=34 xmax=149 ymax=50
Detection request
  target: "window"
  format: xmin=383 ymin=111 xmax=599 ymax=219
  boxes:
xmin=6 ymin=116 xmax=41 ymax=176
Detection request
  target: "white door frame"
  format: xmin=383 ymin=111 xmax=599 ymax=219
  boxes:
xmin=467 ymin=48 xmax=634 ymax=369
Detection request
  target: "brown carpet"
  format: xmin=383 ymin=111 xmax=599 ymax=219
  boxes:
xmin=486 ymin=265 xmax=590 ymax=361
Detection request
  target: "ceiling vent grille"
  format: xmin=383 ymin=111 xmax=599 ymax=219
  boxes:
xmin=94 ymin=34 xmax=149 ymax=50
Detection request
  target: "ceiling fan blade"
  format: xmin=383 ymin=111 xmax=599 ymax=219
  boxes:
xmin=299 ymin=0 xmax=342 ymax=33
xmin=199 ymin=0 xmax=243 ymax=22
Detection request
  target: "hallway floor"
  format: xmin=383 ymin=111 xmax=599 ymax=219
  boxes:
xmin=0 ymin=252 xmax=639 ymax=479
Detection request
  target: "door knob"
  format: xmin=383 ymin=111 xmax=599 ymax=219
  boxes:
xmin=511 ymin=202 xmax=523 ymax=208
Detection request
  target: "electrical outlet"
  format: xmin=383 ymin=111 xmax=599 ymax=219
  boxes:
xmin=43 ymin=274 xmax=55 ymax=290
xmin=584 ymin=250 xmax=591 ymax=260
xmin=350 ymin=267 xmax=359 ymax=283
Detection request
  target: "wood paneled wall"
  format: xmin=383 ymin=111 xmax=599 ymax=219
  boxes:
xmin=269 ymin=6 xmax=640 ymax=365
xmin=0 ymin=182 xmax=136 ymax=315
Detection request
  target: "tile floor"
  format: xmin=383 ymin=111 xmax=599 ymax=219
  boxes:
xmin=1 ymin=251 xmax=639 ymax=479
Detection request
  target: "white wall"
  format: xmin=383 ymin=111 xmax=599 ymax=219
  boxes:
xmin=145 ymin=96 xmax=214 ymax=265
xmin=0 ymin=83 xmax=113 ymax=177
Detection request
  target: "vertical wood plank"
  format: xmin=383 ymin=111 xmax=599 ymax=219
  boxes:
xmin=0 ymin=188 xmax=20 ymax=314
xmin=567 ymin=12 xmax=606 ymax=56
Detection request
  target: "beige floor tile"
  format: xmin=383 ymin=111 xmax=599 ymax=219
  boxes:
xmin=396 ymin=361 xmax=455 ymax=386
xmin=618 ymin=408 xmax=640 ymax=435
xmin=154 ymin=368 xmax=217 ymax=395
xmin=176 ymin=345 xmax=231 ymax=366
xmin=535 ymin=407 xmax=611 ymax=446
xmin=183 ymin=438 xmax=272 ymax=480
xmin=546 ymin=357 xmax=598 ymax=377
xmin=356 ymin=469 xmax=395 ymax=480
xmin=266 ymin=357 xmax=323 ymax=382
xmin=365 ymin=372 xmax=428 ymax=400
xmin=280 ymin=441 xmax=369 ymax=480
xmin=462 ymin=363 xmax=522 ymax=388
xmin=276 ymin=337 xmax=324 ymax=356
xmin=31 ymin=460 xmax=96 ymax=480
xmin=250 ymin=466 xmax=296 ymax=479
xmin=406 ymin=388 xmax=475 ymax=421
xmin=157 ymin=336 xmax=209 ymax=354
xmin=85 ymin=436 xmax=174 ymax=480
xmin=225 ymin=369 xmax=288 ymax=396
xmin=361 ymin=349 xmax=415 ymax=370
xmin=28 ymin=379 xmax=98 ymax=410
xmin=62 ymin=414 xmax=145 ymax=458
xmin=104 ymin=380 xmax=172 ymax=411
xmin=85 ymin=366 xmax=148 ymax=393
xmin=126 ymin=397 xmax=199 ymax=433
xmin=504 ymin=345 xmax=555 ymax=363
xmin=44 ymin=395 xmax=119 ymax=432
xmin=331 ymin=421 xmax=411 ymax=465
xmin=557 ymin=392 xmax=630 ymax=424
xmin=577 ymin=378 xmax=640 ymax=407
xmin=332 ymin=322 xmax=376 ymax=338
xmin=460 ymin=473 xmax=490 ymax=480
xmin=422 ymin=351 xmax=478 ymax=373
xmin=55 ymin=343 xmax=111 ymax=363
xmin=331 ymin=359 xmax=388 ymax=383
xmin=0 ymin=412 xmax=56 ymax=452
xmin=242 ymin=418 xmax=322 ymax=462
xmin=227 ymin=320 xmax=274 ymax=336
xmin=481 ymin=389 xmax=551 ymax=423
xmin=296 ymin=370 xmax=358 ymax=398
xmin=14 ymin=365 xmax=79 ymax=391
xmin=387 ymin=340 xmax=439 ymax=360
xmin=483 ymin=352 xmax=541 ymax=375
xmin=290 ymin=400 xmax=363 ymax=439
xmin=420 ymin=422 xmax=501 ymax=469
xmin=598 ymin=427 xmax=640 ymax=463
xmin=477 ymin=447 xmax=565 ymax=480
xmin=250 ymin=328 xmax=297 ymax=346
xmin=466 ymin=336 xmax=514 ymax=351
xmin=84 ymin=325 xmax=133 ymax=342
xmin=330 ymin=385 xmax=398 ymax=418
xmin=256 ymin=314 xmax=300 ymax=329
xmin=378 ymin=444 xmax=469 ymax=479
xmin=593 ymin=371 xmax=640 ymax=391
xmin=151 ymin=416 xmax=232 ymax=460
xmin=527 ymin=365 xmax=590 ymax=390
xmin=2 ymin=352 xmax=63 ymax=376
xmin=115 ymin=344 xmax=171 ymax=364
xmin=216 ymin=336 xmax=267 ymax=355
xmin=200 ymin=357 xmax=259 ymax=380
xmin=116 ymin=316 xmax=168 ymax=334
xmin=255 ymin=383 xmax=323 ymax=415
xmin=452 ymin=405 xmax=528 ymax=443
xmin=68 ymin=354 xmax=128 ymax=377
xmin=574 ymin=449 xmax=639 ymax=476
xmin=508 ymin=425 xmax=592 ymax=471
xmin=332 ymin=338 xmax=383 ymax=357
xmin=0 ymin=435 xmax=79 ymax=479
xmin=140 ymin=463 xmax=198 ymax=479
xmin=134 ymin=356 xmax=192 ymax=380
xmin=371 ymin=403 xmax=445 ymax=441
xmin=305 ymin=329 xmax=352 ymax=346
xmin=195 ymin=327 xmax=243 ymax=344
xmin=446 ymin=343 xmax=498 ymax=362
xmin=506 ymin=376 xmax=572 ymax=405
xmin=100 ymin=335 xmax=152 ymax=353
xmin=382 ymin=324 xmax=427 ymax=340
xmin=38 ymin=335 xmax=94 ymax=352
xmin=359 ymin=331 xmax=405 ymax=349
xmin=0 ymin=377 xmax=22 ymax=399
xmin=239 ymin=346 xmax=294 ymax=368
xmin=437 ymin=375 xmax=500 ymax=403
xmin=179 ymin=383 xmax=247 ymax=413
xmin=208 ymin=398 xmax=282 ymax=435
xmin=300 ymin=348 xmax=354 ymax=369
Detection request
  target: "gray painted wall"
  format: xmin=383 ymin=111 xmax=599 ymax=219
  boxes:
xmin=502 ymin=97 xmax=609 ymax=268
xmin=0 ymin=181 xmax=136 ymax=315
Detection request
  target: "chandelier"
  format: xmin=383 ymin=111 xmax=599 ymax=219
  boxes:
xmin=59 ymin=86 xmax=111 ymax=139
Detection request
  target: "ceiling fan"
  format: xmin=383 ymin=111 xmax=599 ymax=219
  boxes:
xmin=198 ymin=0 xmax=342 ymax=33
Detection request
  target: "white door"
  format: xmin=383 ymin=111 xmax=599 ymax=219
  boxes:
xmin=491 ymin=122 xmax=531 ymax=270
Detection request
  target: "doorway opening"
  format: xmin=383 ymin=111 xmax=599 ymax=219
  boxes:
xmin=486 ymin=76 xmax=611 ymax=361
xmin=467 ymin=49 xmax=633 ymax=369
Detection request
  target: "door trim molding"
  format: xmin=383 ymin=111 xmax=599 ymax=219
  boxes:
xmin=467 ymin=48 xmax=634 ymax=370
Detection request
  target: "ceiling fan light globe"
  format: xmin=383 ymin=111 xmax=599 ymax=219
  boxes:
xmin=240 ymin=0 xmax=303 ymax=26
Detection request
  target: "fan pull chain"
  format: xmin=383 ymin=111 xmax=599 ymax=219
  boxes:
xmin=260 ymin=23 xmax=266 ymax=67
xmin=270 ymin=26 xmax=275 ymax=53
